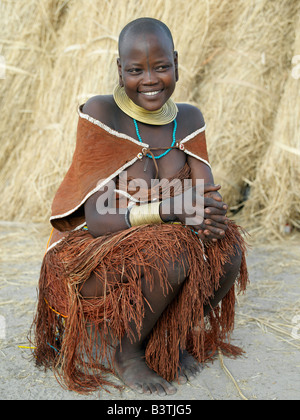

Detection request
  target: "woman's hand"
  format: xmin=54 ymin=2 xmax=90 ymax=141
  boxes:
xmin=168 ymin=183 xmax=228 ymax=242
xmin=198 ymin=186 xmax=229 ymax=242
xmin=160 ymin=182 xmax=228 ymax=243
xmin=170 ymin=183 xmax=224 ymax=223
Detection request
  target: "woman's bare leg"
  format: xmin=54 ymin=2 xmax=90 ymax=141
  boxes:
xmin=204 ymin=245 xmax=242 ymax=316
xmin=80 ymin=246 xmax=242 ymax=394
xmin=114 ymin=276 xmax=182 ymax=395
xmin=178 ymin=245 xmax=242 ymax=384
xmin=81 ymin=256 xmax=188 ymax=395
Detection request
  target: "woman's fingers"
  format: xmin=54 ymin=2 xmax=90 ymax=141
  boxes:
xmin=203 ymin=183 xmax=221 ymax=194
xmin=204 ymin=206 xmax=227 ymax=217
xmin=204 ymin=218 xmax=228 ymax=231
xmin=204 ymin=197 xmax=227 ymax=212
xmin=203 ymin=226 xmax=226 ymax=238
xmin=198 ymin=229 xmax=223 ymax=241
xmin=204 ymin=190 xmax=223 ymax=202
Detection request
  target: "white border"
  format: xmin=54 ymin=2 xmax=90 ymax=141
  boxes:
xmin=78 ymin=106 xmax=149 ymax=148
xmin=180 ymin=124 xmax=206 ymax=144
xmin=49 ymin=156 xmax=138 ymax=222
xmin=78 ymin=105 xmax=206 ymax=146
xmin=46 ymin=239 xmax=63 ymax=252
xmin=46 ymin=221 xmax=87 ymax=253
xmin=184 ymin=150 xmax=211 ymax=168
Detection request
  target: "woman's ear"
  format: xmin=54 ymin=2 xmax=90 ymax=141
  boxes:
xmin=174 ymin=51 xmax=179 ymax=82
xmin=117 ymin=58 xmax=124 ymax=87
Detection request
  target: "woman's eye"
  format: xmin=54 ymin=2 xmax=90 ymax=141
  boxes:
xmin=156 ymin=65 xmax=170 ymax=71
xmin=128 ymin=68 xmax=142 ymax=74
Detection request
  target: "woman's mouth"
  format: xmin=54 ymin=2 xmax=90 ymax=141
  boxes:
xmin=140 ymin=89 xmax=163 ymax=97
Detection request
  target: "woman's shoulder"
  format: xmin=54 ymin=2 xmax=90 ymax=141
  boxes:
xmin=176 ymin=103 xmax=205 ymax=134
xmin=82 ymin=95 xmax=117 ymax=126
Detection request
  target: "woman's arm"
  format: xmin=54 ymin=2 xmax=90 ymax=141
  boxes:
xmin=84 ymin=181 xmax=128 ymax=237
xmin=187 ymin=155 xmax=229 ymax=241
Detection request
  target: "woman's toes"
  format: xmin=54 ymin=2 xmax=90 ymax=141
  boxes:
xmin=177 ymin=372 xmax=188 ymax=384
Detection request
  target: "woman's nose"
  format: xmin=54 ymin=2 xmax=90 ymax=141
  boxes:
xmin=142 ymin=69 xmax=159 ymax=85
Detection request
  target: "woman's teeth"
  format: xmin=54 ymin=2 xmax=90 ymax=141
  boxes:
xmin=141 ymin=90 xmax=161 ymax=96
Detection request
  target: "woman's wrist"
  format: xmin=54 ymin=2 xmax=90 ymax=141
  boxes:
xmin=125 ymin=198 xmax=178 ymax=227
xmin=159 ymin=198 xmax=177 ymax=223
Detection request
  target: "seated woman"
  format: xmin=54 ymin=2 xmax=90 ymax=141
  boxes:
xmin=31 ymin=17 xmax=248 ymax=396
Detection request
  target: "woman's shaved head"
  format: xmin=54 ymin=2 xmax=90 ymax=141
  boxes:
xmin=118 ymin=17 xmax=174 ymax=57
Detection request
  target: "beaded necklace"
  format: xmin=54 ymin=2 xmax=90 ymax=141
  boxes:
xmin=133 ymin=118 xmax=177 ymax=160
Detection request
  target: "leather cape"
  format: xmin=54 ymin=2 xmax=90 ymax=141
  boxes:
xmin=50 ymin=105 xmax=210 ymax=232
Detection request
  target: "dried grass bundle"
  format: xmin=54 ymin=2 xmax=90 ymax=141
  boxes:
xmin=195 ymin=0 xmax=299 ymax=213
xmin=0 ymin=0 xmax=70 ymax=219
xmin=242 ymin=12 xmax=300 ymax=238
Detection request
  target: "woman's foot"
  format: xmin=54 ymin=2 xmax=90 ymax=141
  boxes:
xmin=114 ymin=345 xmax=177 ymax=396
xmin=177 ymin=350 xmax=203 ymax=384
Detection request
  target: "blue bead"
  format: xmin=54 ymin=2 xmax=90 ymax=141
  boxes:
xmin=133 ymin=119 xmax=177 ymax=160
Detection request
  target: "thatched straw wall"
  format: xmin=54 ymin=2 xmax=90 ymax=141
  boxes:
xmin=0 ymin=0 xmax=299 ymax=239
xmin=242 ymin=10 xmax=300 ymax=238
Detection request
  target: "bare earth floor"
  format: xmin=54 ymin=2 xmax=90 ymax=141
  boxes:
xmin=0 ymin=221 xmax=299 ymax=401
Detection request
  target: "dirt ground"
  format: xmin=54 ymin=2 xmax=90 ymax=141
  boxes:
xmin=0 ymin=221 xmax=299 ymax=401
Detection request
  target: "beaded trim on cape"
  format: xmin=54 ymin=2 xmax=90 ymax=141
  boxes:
xmin=113 ymin=85 xmax=178 ymax=125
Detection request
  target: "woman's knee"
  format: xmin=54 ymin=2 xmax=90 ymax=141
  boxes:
xmin=79 ymin=272 xmax=104 ymax=298
xmin=80 ymin=252 xmax=190 ymax=298
xmin=220 ymin=245 xmax=242 ymax=287
xmin=229 ymin=245 xmax=242 ymax=274
xmin=164 ymin=252 xmax=190 ymax=288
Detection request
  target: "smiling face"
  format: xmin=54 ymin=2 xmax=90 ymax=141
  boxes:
xmin=117 ymin=29 xmax=178 ymax=112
